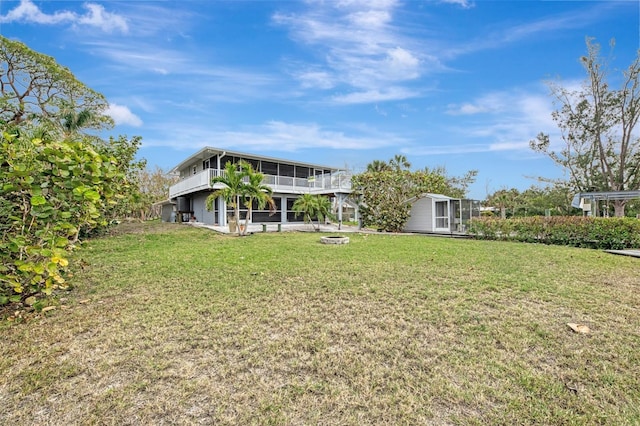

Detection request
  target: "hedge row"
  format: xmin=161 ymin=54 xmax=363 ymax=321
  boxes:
xmin=468 ymin=216 xmax=640 ymax=250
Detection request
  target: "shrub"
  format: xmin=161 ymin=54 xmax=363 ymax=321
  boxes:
xmin=0 ymin=130 xmax=127 ymax=305
xmin=468 ymin=216 xmax=640 ymax=249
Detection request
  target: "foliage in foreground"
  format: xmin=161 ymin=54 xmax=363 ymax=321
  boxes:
xmin=0 ymin=36 xmax=146 ymax=306
xmin=0 ymin=129 xmax=138 ymax=305
xmin=1 ymin=223 xmax=639 ymax=425
xmin=469 ymin=216 xmax=640 ymax=249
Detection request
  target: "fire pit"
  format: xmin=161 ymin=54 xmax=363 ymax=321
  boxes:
xmin=320 ymin=236 xmax=349 ymax=245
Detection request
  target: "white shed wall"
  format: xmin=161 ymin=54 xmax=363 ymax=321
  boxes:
xmin=405 ymin=197 xmax=434 ymax=232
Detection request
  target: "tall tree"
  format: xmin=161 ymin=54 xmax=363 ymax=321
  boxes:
xmin=530 ymin=38 xmax=640 ymax=216
xmin=0 ymin=36 xmax=112 ymax=131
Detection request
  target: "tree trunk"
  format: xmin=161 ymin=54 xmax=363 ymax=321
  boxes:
xmin=613 ymin=200 xmax=626 ymax=217
xmin=235 ymin=195 xmax=242 ymax=236
xmin=244 ymin=203 xmax=251 ymax=235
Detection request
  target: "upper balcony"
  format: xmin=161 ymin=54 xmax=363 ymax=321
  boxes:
xmin=169 ymin=168 xmax=352 ymax=199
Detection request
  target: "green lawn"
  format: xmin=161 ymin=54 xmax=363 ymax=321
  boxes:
xmin=2 ymin=222 xmax=639 ymax=425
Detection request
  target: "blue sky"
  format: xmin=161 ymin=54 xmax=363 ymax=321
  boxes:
xmin=1 ymin=0 xmax=638 ymax=199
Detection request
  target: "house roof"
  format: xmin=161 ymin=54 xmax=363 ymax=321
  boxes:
xmin=152 ymin=199 xmax=176 ymax=207
xmin=406 ymin=193 xmax=456 ymax=203
xmin=169 ymin=146 xmax=343 ymax=174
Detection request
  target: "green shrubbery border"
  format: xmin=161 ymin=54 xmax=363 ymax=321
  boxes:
xmin=468 ymin=216 xmax=640 ymax=249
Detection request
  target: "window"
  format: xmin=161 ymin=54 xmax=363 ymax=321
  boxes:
xmin=261 ymin=161 xmax=278 ymax=175
xmin=220 ymin=155 xmax=233 ymax=167
xmin=295 ymin=166 xmax=310 ymax=178
xmin=280 ymin=163 xmax=295 ymax=177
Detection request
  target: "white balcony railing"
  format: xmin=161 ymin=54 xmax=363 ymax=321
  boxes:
xmin=169 ymin=168 xmax=351 ymax=199
xmin=169 ymin=169 xmax=222 ymax=198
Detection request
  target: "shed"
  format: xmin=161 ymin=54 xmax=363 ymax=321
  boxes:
xmin=155 ymin=200 xmax=176 ymax=223
xmin=404 ymin=194 xmax=481 ymax=234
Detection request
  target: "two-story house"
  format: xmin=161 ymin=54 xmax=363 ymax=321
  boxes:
xmin=166 ymin=147 xmax=353 ymax=227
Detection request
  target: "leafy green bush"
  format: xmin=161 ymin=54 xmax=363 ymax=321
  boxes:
xmin=468 ymin=216 xmax=640 ymax=249
xmin=0 ymin=130 xmax=127 ymax=305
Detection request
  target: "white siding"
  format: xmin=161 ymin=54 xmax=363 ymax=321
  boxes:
xmin=405 ymin=197 xmax=434 ymax=232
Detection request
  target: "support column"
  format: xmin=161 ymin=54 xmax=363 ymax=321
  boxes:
xmin=281 ymin=196 xmax=288 ymax=223
xmin=219 ymin=196 xmax=226 ymax=226
xmin=335 ymin=194 xmax=345 ymax=223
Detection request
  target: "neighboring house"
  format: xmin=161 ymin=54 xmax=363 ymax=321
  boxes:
xmin=165 ymin=147 xmax=352 ymax=226
xmin=404 ymin=194 xmax=481 ymax=234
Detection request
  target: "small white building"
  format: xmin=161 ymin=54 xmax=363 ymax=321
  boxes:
xmin=404 ymin=194 xmax=481 ymax=234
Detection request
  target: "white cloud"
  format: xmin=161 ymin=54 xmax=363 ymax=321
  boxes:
xmin=489 ymin=141 xmax=530 ymax=151
xmin=446 ymin=92 xmax=513 ymax=115
xmin=221 ymin=121 xmax=401 ymax=151
xmin=447 ymin=103 xmax=489 ymax=115
xmin=347 ymin=10 xmax=392 ymax=27
xmin=0 ymin=0 xmax=75 ymax=24
xmin=0 ymin=0 xmax=128 ymax=33
xmin=451 ymin=87 xmax=557 ymax=150
xmin=84 ymin=40 xmax=280 ymax=103
xmin=296 ymin=70 xmax=336 ymax=90
xmin=332 ymin=87 xmax=419 ymax=104
xmin=82 ymin=41 xmax=188 ymax=74
xmin=440 ymin=0 xmax=475 ymax=9
xmin=105 ymin=103 xmax=142 ymax=127
xmin=408 ymin=143 xmax=489 ymax=156
xmin=385 ymin=47 xmax=420 ymax=79
xmin=444 ymin=3 xmax=619 ymax=59
xmin=405 ymin=85 xmax=559 ymax=157
xmin=76 ymin=4 xmax=128 ymax=34
xmin=273 ymin=1 xmax=435 ymax=102
xmin=143 ymin=120 xmax=406 ymax=152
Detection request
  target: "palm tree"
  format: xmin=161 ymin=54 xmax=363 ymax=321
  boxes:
xmin=389 ymin=154 xmax=411 ymax=171
xmin=314 ymin=195 xmax=333 ymax=227
xmin=53 ymin=100 xmax=99 ymax=140
xmin=292 ymin=194 xmax=333 ymax=231
xmin=366 ymin=159 xmax=391 ymax=173
xmin=487 ymin=189 xmax=518 ymax=219
xmin=206 ymin=161 xmax=248 ymax=235
xmin=239 ymin=162 xmax=276 ymax=235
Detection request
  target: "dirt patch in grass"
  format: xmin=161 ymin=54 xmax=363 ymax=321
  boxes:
xmin=1 ymin=223 xmax=639 ymax=424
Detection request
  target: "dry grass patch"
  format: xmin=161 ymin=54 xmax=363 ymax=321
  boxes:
xmin=1 ymin=222 xmax=639 ymax=424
